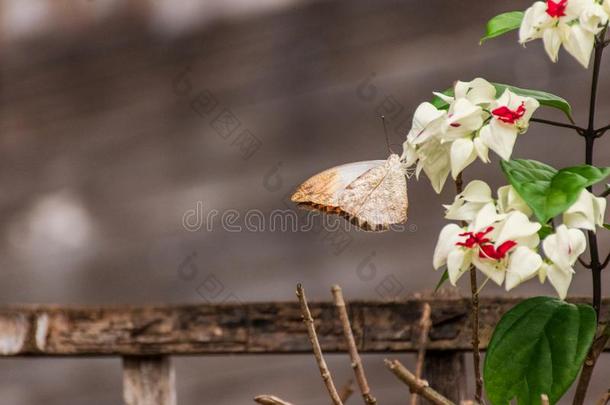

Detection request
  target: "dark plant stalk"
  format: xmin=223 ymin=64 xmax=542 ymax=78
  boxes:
xmin=572 ymin=32 xmax=608 ymax=405
xmin=454 ymin=173 xmax=482 ymax=404
xmin=530 ymin=117 xmax=585 ymax=134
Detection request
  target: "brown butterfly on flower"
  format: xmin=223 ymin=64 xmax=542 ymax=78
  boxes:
xmin=291 ymin=153 xmax=410 ymax=232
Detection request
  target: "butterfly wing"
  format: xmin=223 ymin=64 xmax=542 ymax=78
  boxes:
xmin=291 ymin=160 xmax=385 ymax=210
xmin=291 ymin=155 xmax=408 ymax=231
xmin=338 ymin=154 xmax=408 ymax=231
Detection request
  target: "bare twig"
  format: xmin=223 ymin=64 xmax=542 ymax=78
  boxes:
xmin=596 ymin=390 xmax=610 ymax=405
xmin=411 ymin=303 xmax=433 ymax=405
xmin=541 ymin=394 xmax=550 ymax=405
xmin=385 ymin=359 xmax=455 ymax=405
xmin=339 ymin=379 xmax=355 ymax=403
xmin=297 ymin=284 xmax=344 ymax=405
xmin=255 ymin=395 xmax=294 ymax=405
xmin=331 ymin=285 xmax=377 ymax=405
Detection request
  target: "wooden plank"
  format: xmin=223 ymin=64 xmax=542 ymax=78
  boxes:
xmin=123 ymin=356 xmax=176 ymax=405
xmin=423 ymin=351 xmax=466 ymax=404
xmin=0 ymin=297 xmax=606 ymax=356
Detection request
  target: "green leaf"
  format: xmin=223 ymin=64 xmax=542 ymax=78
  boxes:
xmin=480 ymin=12 xmax=524 ymax=44
xmin=434 ymin=269 xmax=449 ymax=293
xmin=538 ymin=224 xmax=553 ymax=239
xmin=501 ymin=159 xmax=610 ymax=223
xmin=430 ymin=89 xmax=454 ymax=110
xmin=603 ymin=223 xmax=610 ymax=231
xmin=429 ymin=83 xmax=572 ymax=120
xmin=493 ymin=83 xmax=573 ymax=121
xmin=484 ymin=297 xmax=596 ymax=405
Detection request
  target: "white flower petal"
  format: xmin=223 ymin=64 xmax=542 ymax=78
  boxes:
xmin=563 ymin=189 xmax=598 ymax=231
xmin=454 ymin=78 xmax=496 ymax=105
xmin=472 ymin=202 xmax=504 ymax=232
xmin=462 ymin=180 xmax=493 ymax=203
xmin=545 ymin=263 xmax=573 ymax=300
xmin=495 ymin=211 xmax=541 ymax=247
xmin=479 ymin=120 xmax=518 ymax=161
xmin=505 ymin=247 xmax=543 ymax=291
xmin=543 ymin=225 xmax=587 ymax=272
xmin=563 ymin=25 xmax=595 ymax=68
xmin=497 ymin=185 xmax=533 ymax=216
xmin=543 ymin=27 xmax=563 ymax=63
xmin=519 ymin=2 xmax=550 ymax=43
xmin=473 ymin=137 xmax=490 ymax=163
xmin=450 ymin=138 xmax=477 ymax=179
xmin=472 ymin=255 xmax=506 ymax=286
xmin=447 ymin=249 xmax=470 ymax=285
xmin=433 ymin=224 xmax=463 ymax=270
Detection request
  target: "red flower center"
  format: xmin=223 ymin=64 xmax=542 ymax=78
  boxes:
xmin=456 ymin=226 xmax=517 ymax=261
xmin=456 ymin=227 xmax=493 ymax=249
xmin=492 ymin=102 xmax=526 ymax=125
xmin=479 ymin=241 xmax=517 ymax=260
xmin=546 ymin=0 xmax=567 ymax=18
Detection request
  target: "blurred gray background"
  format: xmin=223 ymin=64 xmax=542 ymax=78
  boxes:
xmin=1 ymin=0 xmax=610 ymax=403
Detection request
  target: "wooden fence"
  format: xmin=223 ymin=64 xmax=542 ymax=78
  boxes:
xmin=0 ymin=297 xmax=607 ymax=404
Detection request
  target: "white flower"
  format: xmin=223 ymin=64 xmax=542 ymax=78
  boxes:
xmin=403 ymin=80 xmax=537 ymax=192
xmin=479 ymin=89 xmax=540 ymax=160
xmin=440 ymin=99 xmax=488 ymax=179
xmin=434 ymin=207 xmax=541 ymax=288
xmin=414 ymin=138 xmax=452 ymax=194
xmin=539 ymin=224 xmax=587 ymax=299
xmin=519 ymin=0 xmax=607 ymax=67
xmin=444 ymin=180 xmax=493 ymax=222
xmin=519 ymin=2 xmax=553 ymax=42
xmin=497 ymin=185 xmax=534 ymax=217
xmin=563 ymin=189 xmax=606 ymax=231
xmin=472 ymin=211 xmax=542 ymax=286
xmin=579 ymin=1 xmax=608 ymax=33
xmin=434 ymin=78 xmax=497 ymax=107
xmin=401 ymin=102 xmax=451 ymax=193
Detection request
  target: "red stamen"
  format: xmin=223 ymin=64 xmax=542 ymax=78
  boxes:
xmin=546 ymin=0 xmax=568 ymax=18
xmin=479 ymin=241 xmax=517 ymax=260
xmin=456 ymin=227 xmax=493 ymax=248
xmin=492 ymin=102 xmax=526 ymax=125
xmin=456 ymin=226 xmax=517 ymax=261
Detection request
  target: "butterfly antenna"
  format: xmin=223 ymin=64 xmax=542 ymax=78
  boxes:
xmin=380 ymin=115 xmax=395 ymax=154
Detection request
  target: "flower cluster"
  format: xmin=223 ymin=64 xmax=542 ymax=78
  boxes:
xmin=433 ymin=180 xmax=606 ymax=298
xmin=520 ymin=0 xmax=609 ymax=67
xmin=402 ymin=78 xmax=539 ymax=193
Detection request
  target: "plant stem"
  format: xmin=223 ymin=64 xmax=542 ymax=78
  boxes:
xmin=530 ymin=117 xmax=585 ymax=134
xmin=572 ymin=32 xmax=607 ymax=405
xmin=455 ymin=173 xmax=483 ymax=403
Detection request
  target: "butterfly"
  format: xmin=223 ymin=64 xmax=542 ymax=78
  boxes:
xmin=291 ymin=154 xmax=409 ymax=231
